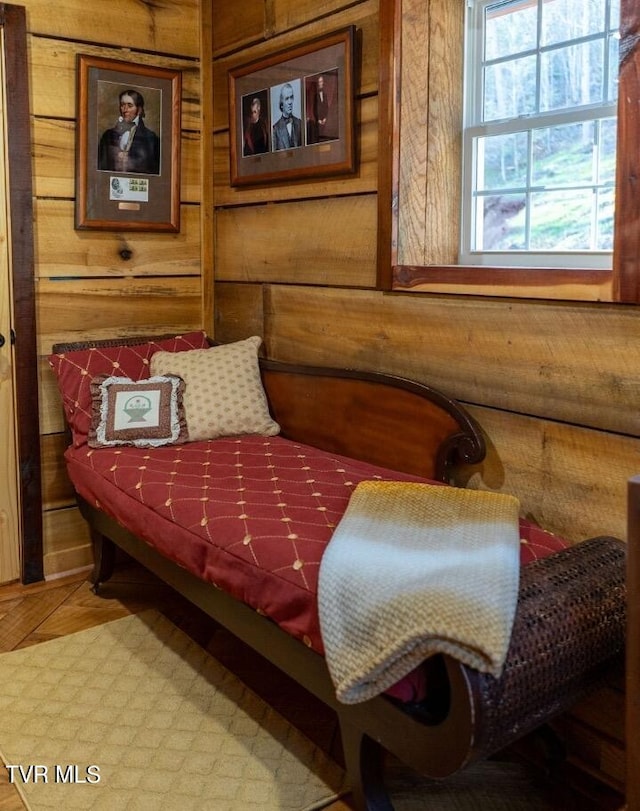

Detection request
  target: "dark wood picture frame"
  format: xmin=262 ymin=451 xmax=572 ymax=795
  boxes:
xmin=75 ymin=55 xmax=181 ymax=232
xmin=229 ymin=26 xmax=356 ymax=186
xmin=376 ymin=0 xmax=619 ymax=301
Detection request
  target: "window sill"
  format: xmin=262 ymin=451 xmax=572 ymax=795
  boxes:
xmin=389 ymin=264 xmax=614 ymax=302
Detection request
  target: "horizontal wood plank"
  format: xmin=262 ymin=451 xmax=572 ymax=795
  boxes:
xmin=262 ymin=286 xmax=640 ymax=438
xmin=34 ymin=200 xmax=202 ymax=278
xmin=39 ymin=357 xmax=66 ymax=436
xmin=392 ymin=267 xmax=614 ymax=302
xmin=567 ymin=686 xmax=625 ymax=744
xmin=213 ymin=282 xmax=265 ymax=343
xmin=461 ymin=404 xmax=635 ymax=542
xmin=552 ymin=714 xmax=625 ymax=791
xmin=272 ymin=0 xmax=370 ymax=34
xmin=37 ymin=276 xmax=202 ymax=355
xmin=28 ymin=36 xmax=200 ymax=128
xmin=212 ymin=0 xmax=265 ymax=55
xmin=26 ymin=1 xmax=200 ymax=58
xmin=212 ymin=3 xmax=379 ymax=130
xmin=215 ymin=195 xmax=377 ymax=286
xmin=41 ymin=433 xmax=75 ymax=511
xmin=42 ymin=507 xmax=92 ymax=579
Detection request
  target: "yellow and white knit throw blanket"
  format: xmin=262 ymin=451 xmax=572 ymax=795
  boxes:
xmin=318 ymin=480 xmax=522 ymax=704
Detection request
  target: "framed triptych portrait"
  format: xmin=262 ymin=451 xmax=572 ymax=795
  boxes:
xmin=228 ymin=27 xmax=356 ymax=186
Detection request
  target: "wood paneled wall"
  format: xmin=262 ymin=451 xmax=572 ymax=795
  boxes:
xmin=212 ymin=0 xmax=639 ymax=548
xmin=212 ymin=1 xmax=632 ymax=794
xmin=29 ymin=0 xmax=205 ymax=577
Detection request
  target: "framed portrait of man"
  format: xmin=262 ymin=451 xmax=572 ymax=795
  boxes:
xmin=75 ymin=55 xmax=181 ymax=232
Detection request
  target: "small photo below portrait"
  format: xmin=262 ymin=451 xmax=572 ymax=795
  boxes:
xmin=96 ymin=81 xmax=161 ymax=175
xmin=241 ymin=90 xmax=270 ymax=157
xmin=270 ymin=79 xmax=303 ymax=152
xmin=305 ymin=69 xmax=339 ymax=145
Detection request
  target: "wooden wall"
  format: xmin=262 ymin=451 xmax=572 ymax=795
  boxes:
xmin=211 ymin=0 xmax=633 ymax=795
xmin=212 ymin=0 xmax=639 ymax=547
xmin=30 ymin=0 xmax=206 ymax=577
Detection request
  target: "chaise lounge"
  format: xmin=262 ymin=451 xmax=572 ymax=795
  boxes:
xmin=49 ymin=332 xmax=627 ymax=809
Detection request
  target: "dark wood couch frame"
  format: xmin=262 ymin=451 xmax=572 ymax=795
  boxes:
xmin=54 ymin=337 xmax=626 ymax=810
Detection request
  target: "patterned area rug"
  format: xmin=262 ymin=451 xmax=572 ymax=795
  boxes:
xmin=0 ymin=611 xmax=347 ymax=810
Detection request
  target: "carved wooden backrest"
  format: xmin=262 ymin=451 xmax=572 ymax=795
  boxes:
xmin=260 ymin=360 xmax=485 ymax=482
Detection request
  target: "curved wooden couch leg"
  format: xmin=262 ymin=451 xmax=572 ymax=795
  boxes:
xmin=339 ymin=719 xmax=394 ymax=811
xmin=90 ymin=530 xmax=116 ymax=593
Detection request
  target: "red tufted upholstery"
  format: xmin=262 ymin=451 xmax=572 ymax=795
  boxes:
xmin=49 ymin=332 xmax=209 ymax=447
xmin=65 ymin=435 xmax=567 ymax=655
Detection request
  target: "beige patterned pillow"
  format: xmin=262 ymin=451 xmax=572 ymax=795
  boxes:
xmin=150 ymin=336 xmax=280 ymax=441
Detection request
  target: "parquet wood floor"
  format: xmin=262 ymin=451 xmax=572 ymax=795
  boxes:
xmin=0 ymin=563 xmax=625 ymax=811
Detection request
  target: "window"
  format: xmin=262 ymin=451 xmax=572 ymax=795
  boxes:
xmin=461 ymin=0 xmax=620 ymax=269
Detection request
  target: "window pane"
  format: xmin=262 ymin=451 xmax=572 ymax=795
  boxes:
xmin=541 ymin=0 xmax=606 ymax=47
xmin=529 ymin=189 xmax=593 ymax=249
xmin=484 ymin=55 xmax=537 ymax=120
xmin=485 ymin=1 xmax=537 ymax=62
xmin=540 ymin=40 xmax=605 ymax=111
xmin=597 ymin=186 xmax=615 ymax=249
xmin=462 ymin=0 xmax=617 ymax=269
xmin=608 ymin=33 xmax=619 ymax=102
xmin=598 ymin=117 xmax=617 ymax=183
xmin=610 ymin=0 xmax=620 ymax=26
xmin=532 ymin=122 xmax=595 ymax=187
xmin=477 ymin=132 xmax=529 ymax=190
xmin=476 ymin=194 xmax=526 ymax=250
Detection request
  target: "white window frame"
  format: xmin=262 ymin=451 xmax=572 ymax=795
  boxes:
xmin=460 ymin=0 xmax=619 ymax=270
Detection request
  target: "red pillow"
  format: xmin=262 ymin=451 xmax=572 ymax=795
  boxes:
xmin=49 ymin=332 xmax=208 ymax=447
